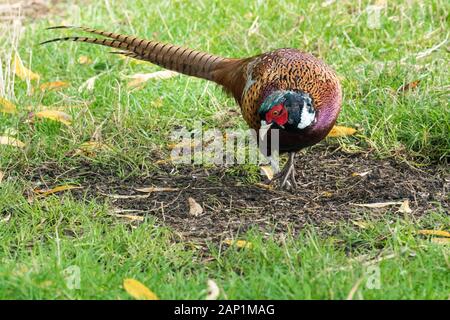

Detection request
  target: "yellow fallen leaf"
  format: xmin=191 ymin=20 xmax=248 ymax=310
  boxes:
xmin=260 ymin=165 xmax=274 ymax=180
xmin=351 ymin=201 xmax=403 ymax=208
xmin=111 ymin=213 xmax=145 ymax=222
xmin=127 ymin=70 xmax=179 ymax=89
xmin=106 ymin=193 xmax=150 ymax=199
xmin=117 ymin=54 xmax=146 ymax=65
xmin=113 ymin=208 xmax=146 ymax=214
xmin=14 ymin=53 xmax=40 ymax=81
xmin=327 ymin=126 xmax=357 ymax=138
xmin=188 ymin=197 xmax=203 ymax=217
xmin=0 ymin=171 xmax=4 ymax=183
xmin=38 ymin=280 xmax=53 ymax=288
xmin=123 ymin=278 xmax=159 ymax=300
xmin=0 ymin=97 xmax=17 ymax=114
xmin=397 ymin=80 xmax=420 ymax=93
xmin=78 ymin=55 xmax=92 ymax=65
xmin=155 ymin=158 xmax=171 ymax=165
xmin=418 ymin=230 xmax=450 ymax=238
xmin=431 ymin=238 xmax=450 ymax=245
xmin=244 ymin=12 xmax=254 ymax=19
xmin=39 ymin=81 xmax=70 ymax=92
xmin=375 ymin=0 xmax=388 ymax=7
xmin=351 ymin=171 xmax=371 ymax=177
xmin=154 ymin=155 xmax=192 ymax=164
xmin=0 ymin=136 xmax=25 ymax=148
xmin=26 ymin=105 xmax=80 ymax=112
xmin=73 ymin=141 xmax=110 ymax=157
xmin=151 ymin=97 xmax=164 ymax=108
xmin=206 ymin=279 xmax=220 ymax=300
xmin=398 ymin=199 xmax=412 ymax=213
xmin=34 ymin=110 xmax=72 ymax=126
xmin=255 ymin=182 xmax=273 ymax=190
xmin=168 ymin=140 xmax=200 ymax=150
xmin=34 ymin=185 xmax=82 ymax=196
xmin=223 ymin=239 xmax=253 ymax=249
xmin=135 ymin=186 xmax=179 ymax=193
xmin=352 ymin=220 xmax=370 ymax=229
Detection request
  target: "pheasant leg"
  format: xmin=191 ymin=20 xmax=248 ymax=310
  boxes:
xmin=270 ymin=152 xmax=297 ymax=189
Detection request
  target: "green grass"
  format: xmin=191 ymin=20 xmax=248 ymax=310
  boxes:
xmin=0 ymin=0 xmax=449 ymax=299
xmin=0 ymin=189 xmax=448 ymax=299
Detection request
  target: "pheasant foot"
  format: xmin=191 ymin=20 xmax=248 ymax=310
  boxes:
xmin=270 ymin=152 xmax=297 ymax=190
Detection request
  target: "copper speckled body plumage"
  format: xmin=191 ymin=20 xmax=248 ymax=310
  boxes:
xmin=43 ymin=26 xmax=342 ymax=156
xmin=236 ymin=49 xmax=342 ymax=152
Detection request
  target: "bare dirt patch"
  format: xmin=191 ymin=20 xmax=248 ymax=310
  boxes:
xmin=25 ymin=145 xmax=449 ymax=243
xmin=0 ymin=0 xmax=65 ymax=21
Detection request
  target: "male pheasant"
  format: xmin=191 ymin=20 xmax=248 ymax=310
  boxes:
xmin=42 ymin=26 xmax=342 ymax=189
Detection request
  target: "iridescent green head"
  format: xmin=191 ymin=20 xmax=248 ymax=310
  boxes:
xmin=258 ymin=90 xmax=316 ymax=130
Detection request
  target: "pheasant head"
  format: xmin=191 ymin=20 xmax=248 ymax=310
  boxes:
xmin=258 ymin=90 xmax=316 ymax=131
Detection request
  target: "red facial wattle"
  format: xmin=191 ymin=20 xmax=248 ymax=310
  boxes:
xmin=266 ymin=104 xmax=288 ymax=127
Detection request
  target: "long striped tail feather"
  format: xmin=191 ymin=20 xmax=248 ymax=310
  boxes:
xmin=41 ymin=26 xmax=232 ymax=82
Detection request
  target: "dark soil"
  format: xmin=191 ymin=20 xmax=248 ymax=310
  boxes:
xmin=25 ymin=145 xmax=449 ymax=244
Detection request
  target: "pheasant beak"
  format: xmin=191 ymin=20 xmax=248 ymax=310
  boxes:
xmin=262 ymin=119 xmax=284 ymax=130
xmin=259 ymin=120 xmax=273 ymax=141
xmin=260 ymin=120 xmax=273 ymax=130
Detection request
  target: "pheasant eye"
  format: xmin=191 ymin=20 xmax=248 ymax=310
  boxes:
xmin=272 ymin=110 xmax=280 ymax=116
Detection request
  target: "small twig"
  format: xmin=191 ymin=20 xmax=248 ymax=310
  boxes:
xmin=346 ymin=278 xmax=364 ymax=300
